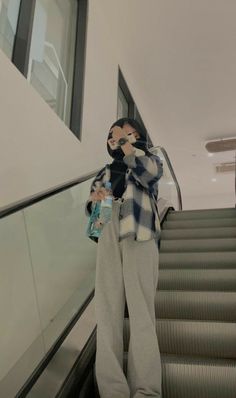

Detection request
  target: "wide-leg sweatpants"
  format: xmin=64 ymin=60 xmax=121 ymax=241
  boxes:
xmin=95 ymin=201 xmax=162 ymax=398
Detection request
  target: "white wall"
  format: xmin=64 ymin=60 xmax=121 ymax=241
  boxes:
xmin=183 ymin=193 xmax=235 ymax=210
xmin=0 ymin=0 xmax=121 ymax=211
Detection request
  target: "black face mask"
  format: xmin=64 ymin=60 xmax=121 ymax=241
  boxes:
xmin=132 ymin=138 xmax=147 ymax=152
xmin=110 ymin=147 xmax=125 ymax=160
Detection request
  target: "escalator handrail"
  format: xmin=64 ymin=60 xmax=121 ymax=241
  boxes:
xmin=0 ymin=169 xmax=99 ymax=219
xmin=0 ymin=145 xmax=182 ymax=219
xmin=151 ymin=145 xmax=183 ymax=211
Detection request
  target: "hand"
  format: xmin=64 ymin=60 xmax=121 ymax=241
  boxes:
xmin=90 ymin=187 xmax=109 ymax=202
xmin=111 ymin=126 xmax=127 ymax=143
xmin=110 ymin=125 xmax=136 ymax=156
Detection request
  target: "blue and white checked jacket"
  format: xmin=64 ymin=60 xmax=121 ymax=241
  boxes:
xmin=86 ymin=152 xmax=163 ymax=241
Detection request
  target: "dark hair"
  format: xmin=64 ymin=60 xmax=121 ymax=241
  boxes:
xmin=107 ymin=117 xmax=151 ymax=159
xmin=109 ymin=118 xmax=147 ymax=142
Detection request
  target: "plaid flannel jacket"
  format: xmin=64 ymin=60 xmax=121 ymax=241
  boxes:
xmin=86 ymin=153 xmax=163 ymax=242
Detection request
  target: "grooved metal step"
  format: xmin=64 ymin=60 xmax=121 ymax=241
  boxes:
xmin=113 ymin=354 xmax=236 ymax=398
xmin=161 ymin=355 xmax=236 ymax=398
xmin=160 ymin=252 xmax=236 ymax=268
xmin=167 ymin=207 xmax=236 ymax=221
xmin=161 ymin=227 xmax=236 ymax=240
xmin=160 ymin=238 xmax=236 ymax=253
xmin=94 ymin=207 xmax=236 ymax=398
xmin=155 ymin=291 xmax=236 ymax=321
xmin=123 ymin=320 xmax=236 ymax=359
xmin=158 ymin=269 xmax=236 ymax=291
xmin=163 ymin=218 xmax=236 ymax=230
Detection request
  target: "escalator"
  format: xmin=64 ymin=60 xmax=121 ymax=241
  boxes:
xmin=2 ymin=146 xmax=236 ymax=398
xmin=75 ymin=206 xmax=236 ymax=398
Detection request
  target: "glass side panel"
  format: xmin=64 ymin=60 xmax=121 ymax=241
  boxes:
xmin=0 ymin=177 xmax=97 ymax=397
xmin=0 ymin=211 xmax=45 ymax=397
xmin=28 ymin=0 xmax=77 ymax=126
xmin=23 ymin=179 xmax=97 ymax=351
xmin=151 ymin=147 xmax=180 ymax=211
xmin=0 ymin=0 xmax=21 ymax=58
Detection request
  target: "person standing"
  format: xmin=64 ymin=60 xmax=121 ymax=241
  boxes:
xmin=86 ymin=118 xmax=163 ymax=398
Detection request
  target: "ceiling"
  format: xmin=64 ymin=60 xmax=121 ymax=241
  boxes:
xmin=100 ymin=0 xmax=236 ymax=207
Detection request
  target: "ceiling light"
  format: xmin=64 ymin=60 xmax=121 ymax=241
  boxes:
xmin=211 ymin=178 xmax=217 ymax=182
xmin=205 ymin=137 xmax=236 ymax=153
xmin=215 ymin=162 xmax=235 ymax=173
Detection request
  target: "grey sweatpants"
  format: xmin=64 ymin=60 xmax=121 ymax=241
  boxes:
xmin=95 ymin=201 xmax=162 ymax=398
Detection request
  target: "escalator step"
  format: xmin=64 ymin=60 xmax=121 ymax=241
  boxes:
xmin=163 ymin=218 xmax=236 ymax=230
xmin=94 ymin=355 xmax=236 ymax=398
xmin=158 ymin=269 xmax=236 ymax=291
xmin=159 ymin=252 xmax=236 ymax=268
xmin=155 ymin=291 xmax=236 ymax=321
xmin=167 ymin=208 xmax=236 ymax=221
xmin=160 ymin=238 xmax=236 ymax=253
xmin=161 ymin=227 xmax=236 ymax=240
xmin=161 ymin=355 xmax=236 ymax=398
xmin=122 ymin=354 xmax=236 ymax=398
xmin=123 ymin=320 xmax=236 ymax=359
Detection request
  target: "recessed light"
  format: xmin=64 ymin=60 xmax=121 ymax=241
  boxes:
xmin=211 ymin=178 xmax=217 ymax=182
xmin=208 ymin=153 xmax=214 ymax=157
xmin=205 ymin=137 xmax=236 ymax=152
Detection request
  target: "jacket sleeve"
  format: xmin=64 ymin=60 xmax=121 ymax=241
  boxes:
xmin=123 ymin=154 xmax=163 ymax=192
xmin=85 ymin=167 xmax=106 ymax=216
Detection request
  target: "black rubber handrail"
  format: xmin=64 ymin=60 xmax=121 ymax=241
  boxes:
xmin=1 ymin=145 xmax=182 ymax=219
xmin=56 ymin=327 xmax=97 ymax=398
xmin=0 ymin=169 xmax=99 ymax=219
xmin=151 ymin=146 xmax=183 ymax=210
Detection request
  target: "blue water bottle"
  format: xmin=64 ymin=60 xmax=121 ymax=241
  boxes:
xmin=100 ymin=181 xmax=113 ymax=224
